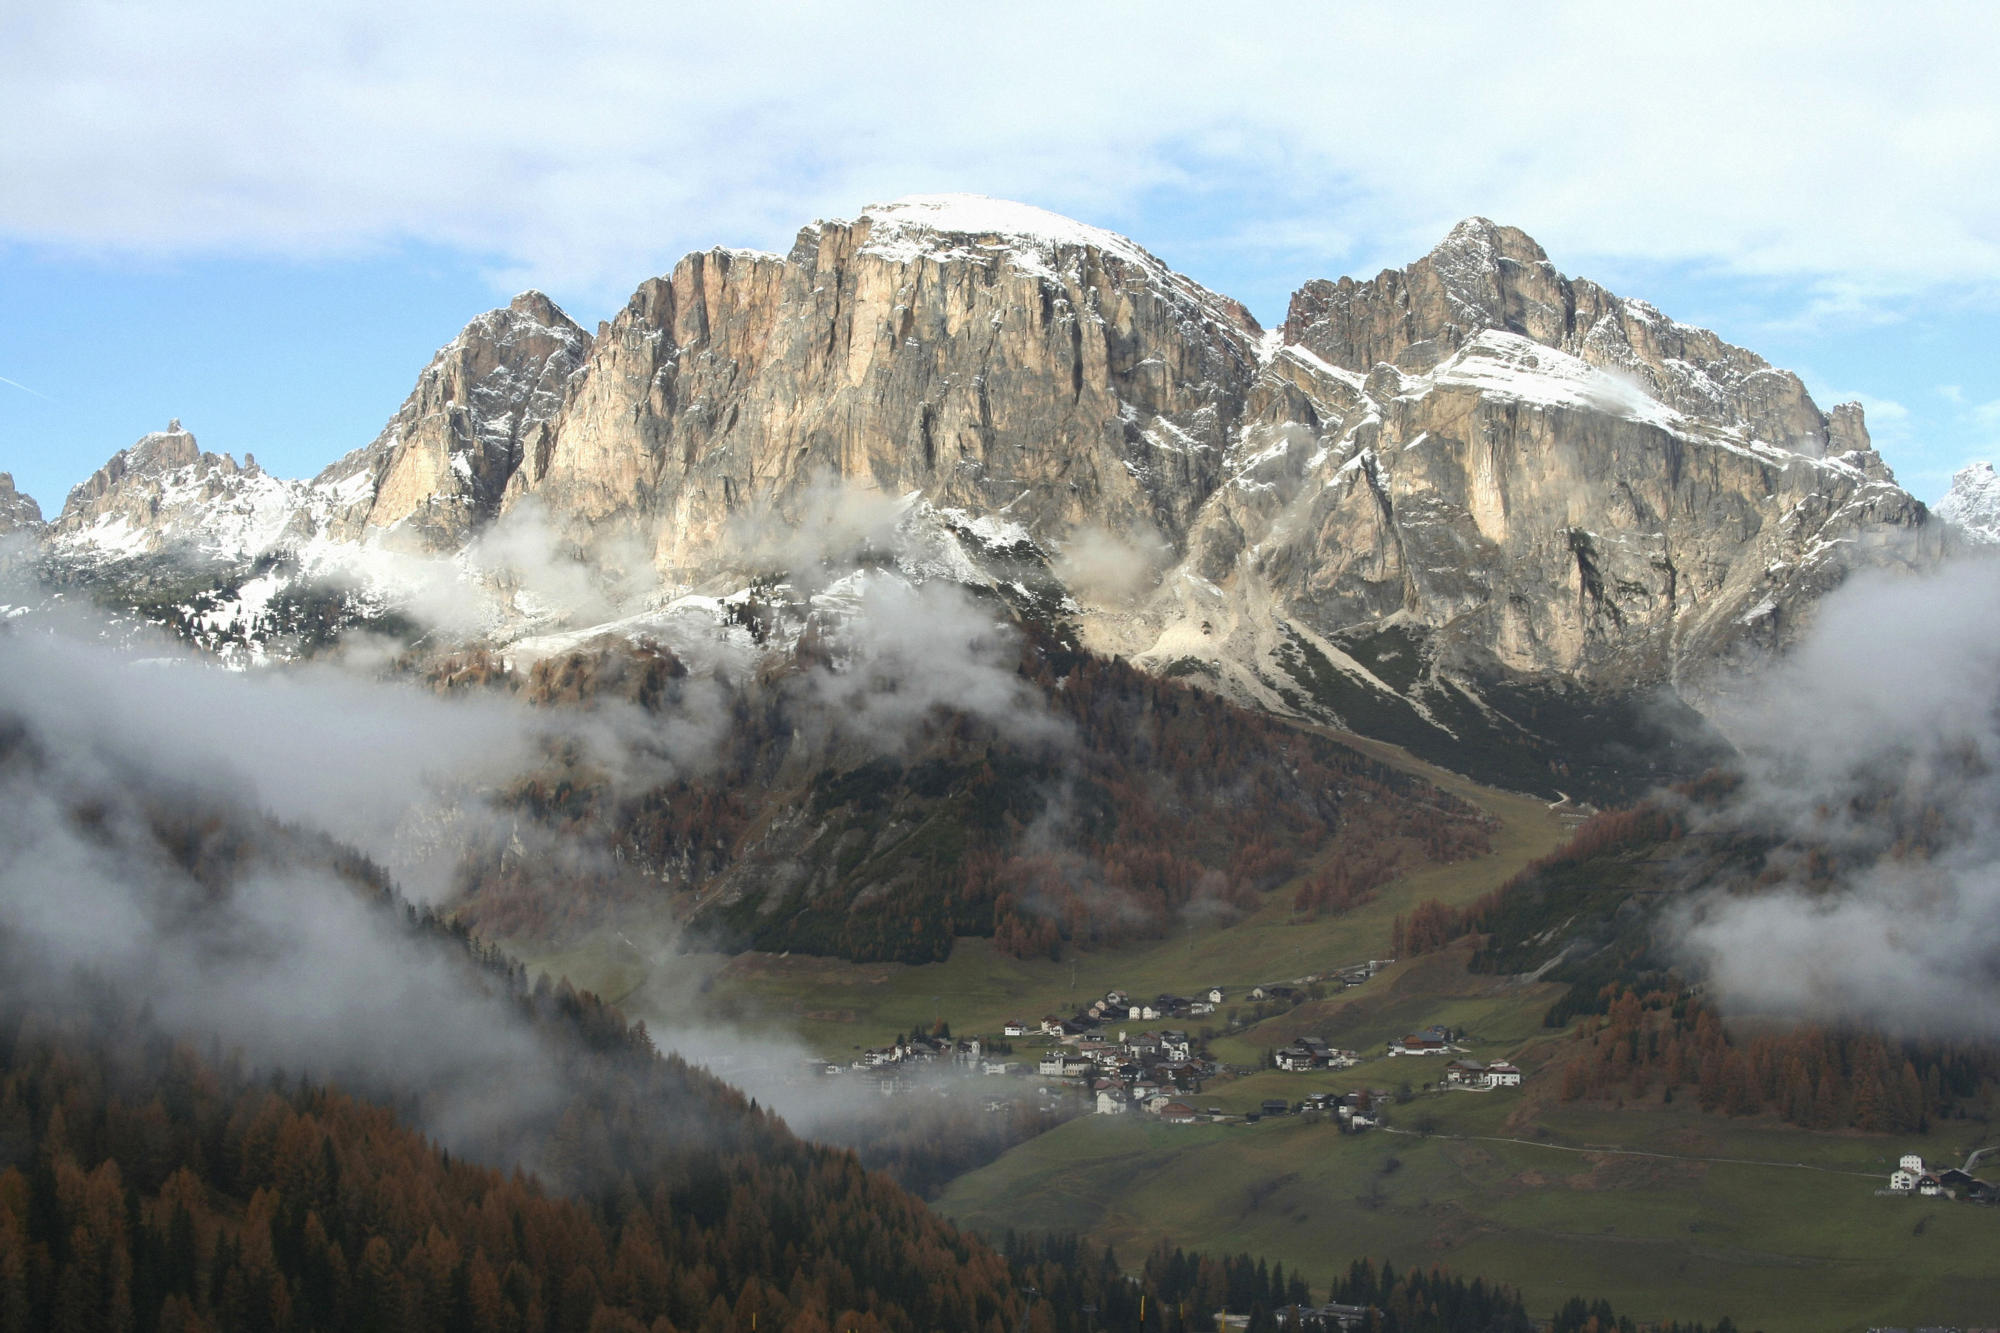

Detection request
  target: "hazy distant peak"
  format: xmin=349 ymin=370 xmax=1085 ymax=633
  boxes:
xmin=1939 ymin=460 xmax=2000 ymax=545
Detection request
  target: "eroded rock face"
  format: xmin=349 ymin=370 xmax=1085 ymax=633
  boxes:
xmin=314 ymin=291 xmax=591 ymax=550
xmin=51 ymin=421 xmax=303 ymax=560
xmin=506 ymin=195 xmax=1263 ymax=579
xmin=494 ymin=201 xmax=1933 ymax=729
xmin=0 ymin=474 xmax=41 ymax=536
xmin=1280 ymin=218 xmax=1887 ymax=471
xmin=1938 ymin=461 xmax=2000 ymax=545
xmin=46 ymin=295 xmax=591 ymax=564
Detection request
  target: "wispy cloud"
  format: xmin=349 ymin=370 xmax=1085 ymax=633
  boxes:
xmin=5 ymin=2 xmax=2000 ymax=304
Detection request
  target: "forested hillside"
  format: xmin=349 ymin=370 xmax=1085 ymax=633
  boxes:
xmin=1388 ymin=791 xmax=2000 ymax=1132
xmin=438 ymin=624 xmax=1494 ymax=964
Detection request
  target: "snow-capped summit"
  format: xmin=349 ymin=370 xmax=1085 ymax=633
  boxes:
xmin=857 ymin=193 xmax=1160 ymax=267
xmin=1938 ymin=461 xmax=2000 ymax=545
xmin=848 ymin=193 xmax=1259 ymax=340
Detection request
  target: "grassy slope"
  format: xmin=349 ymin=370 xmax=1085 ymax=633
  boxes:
xmin=933 ymin=1086 xmax=2000 ymax=1333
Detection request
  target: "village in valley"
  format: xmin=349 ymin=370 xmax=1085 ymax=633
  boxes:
xmin=810 ymin=958 xmax=1535 ymax=1130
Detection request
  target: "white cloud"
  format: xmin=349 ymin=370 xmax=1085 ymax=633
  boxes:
xmin=6 ymin=1 xmax=2000 ymax=304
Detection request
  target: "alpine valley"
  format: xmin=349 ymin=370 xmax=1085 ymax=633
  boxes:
xmin=5 ymin=196 xmax=2000 ymax=1333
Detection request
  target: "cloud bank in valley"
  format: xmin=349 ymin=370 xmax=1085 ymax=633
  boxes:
xmin=1677 ymin=558 xmax=2000 ymax=1038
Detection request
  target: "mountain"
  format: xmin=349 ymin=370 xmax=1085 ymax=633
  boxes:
xmin=0 ymin=474 xmax=39 ymax=536
xmin=1938 ymin=460 xmax=2000 ymax=545
xmin=25 ymin=197 xmax=1947 ymax=796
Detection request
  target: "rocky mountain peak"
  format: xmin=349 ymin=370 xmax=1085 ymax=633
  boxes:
xmin=51 ymin=421 xmax=300 ymax=561
xmin=309 ymin=292 xmax=592 ymax=548
xmin=1938 ymin=461 xmax=2000 ymax=545
xmin=0 ymin=472 xmax=42 ymax=535
xmin=60 ymin=420 xmax=255 ymax=521
xmin=1280 ymin=218 xmax=1866 ymax=465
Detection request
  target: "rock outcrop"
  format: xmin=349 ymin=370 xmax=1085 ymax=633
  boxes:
xmin=313 ymin=291 xmax=591 ymax=549
xmin=505 ymin=195 xmax=1262 ymax=577
xmin=1938 ymin=461 xmax=2000 ymax=545
xmin=51 ymin=420 xmax=301 ymax=561
xmin=0 ymin=474 xmax=40 ymax=536
xmin=47 ymin=294 xmax=590 ymax=564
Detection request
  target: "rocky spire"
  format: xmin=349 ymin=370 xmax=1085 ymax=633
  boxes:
xmin=0 ymin=472 xmax=41 ymax=535
xmin=311 ymin=290 xmax=592 ymax=549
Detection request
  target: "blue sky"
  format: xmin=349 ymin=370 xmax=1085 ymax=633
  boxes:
xmin=4 ymin=1 xmax=1997 ymax=512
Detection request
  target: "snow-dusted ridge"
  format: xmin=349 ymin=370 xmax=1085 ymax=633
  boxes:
xmin=850 ymin=193 xmax=1262 ymax=347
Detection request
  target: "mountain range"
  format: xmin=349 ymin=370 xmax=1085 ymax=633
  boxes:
xmin=8 ymin=194 xmax=1987 ymax=797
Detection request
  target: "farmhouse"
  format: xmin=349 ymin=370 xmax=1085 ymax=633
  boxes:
xmin=1389 ymin=1025 xmax=1454 ymax=1056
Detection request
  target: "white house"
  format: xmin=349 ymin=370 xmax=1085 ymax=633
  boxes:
xmin=1095 ymin=1089 xmax=1130 ymax=1115
xmin=1919 ymin=1174 xmax=1944 ymax=1197
xmin=1900 ymin=1153 xmax=1925 ymax=1173
xmin=1488 ymin=1063 xmax=1522 ymax=1087
xmin=1889 ymin=1168 xmax=1918 ymax=1192
xmin=1002 ymin=1020 xmax=1026 ymax=1038
xmin=1206 ymin=987 xmax=1225 ymax=1004
xmin=1037 ymin=1052 xmax=1069 ymax=1077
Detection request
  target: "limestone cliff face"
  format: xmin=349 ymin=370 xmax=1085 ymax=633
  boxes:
xmin=315 ymin=291 xmax=591 ymax=549
xmin=0 ymin=474 xmax=41 ymax=536
xmin=497 ymin=202 xmax=1931 ymax=718
xmin=506 ymin=195 xmax=1263 ymax=578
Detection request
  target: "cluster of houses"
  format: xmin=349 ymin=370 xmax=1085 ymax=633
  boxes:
xmin=1027 ymin=1025 xmax=1216 ymax=1115
xmin=833 ymin=1033 xmax=1028 ymax=1096
xmin=1274 ymin=1036 xmax=1361 ymax=1072
xmin=1011 ymin=986 xmax=1228 ymax=1042
xmin=1443 ymin=1058 xmax=1522 ymax=1089
xmin=1298 ymin=1089 xmax=1385 ymax=1130
xmin=1886 ymin=1154 xmax=1998 ymax=1202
